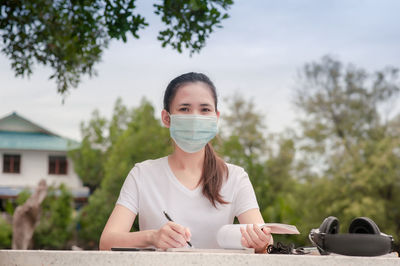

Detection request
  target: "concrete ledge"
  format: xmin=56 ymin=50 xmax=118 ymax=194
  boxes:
xmin=0 ymin=250 xmax=399 ymax=266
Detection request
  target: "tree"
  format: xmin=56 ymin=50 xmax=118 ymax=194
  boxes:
xmin=295 ymin=55 xmax=399 ymax=162
xmin=68 ymin=98 xmax=128 ymax=193
xmin=0 ymin=0 xmax=233 ymax=96
xmin=68 ymin=110 xmax=107 ymax=193
xmin=219 ymin=92 xmax=267 ymax=168
xmin=0 ymin=215 xmax=12 ymax=249
xmin=217 ymin=93 xmax=299 ymax=225
xmin=33 ymin=184 xmax=74 ymax=249
xmin=77 ymin=98 xmax=172 ymax=248
xmin=1 ymin=185 xmax=75 ymax=249
xmin=294 ymin=55 xmax=400 ymax=250
xmin=217 ymin=93 xmax=269 ymax=215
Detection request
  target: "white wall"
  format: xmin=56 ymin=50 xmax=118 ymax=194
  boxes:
xmin=0 ymin=149 xmax=84 ymax=189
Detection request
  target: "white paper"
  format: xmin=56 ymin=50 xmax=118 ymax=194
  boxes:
xmin=217 ymin=223 xmax=300 ymax=249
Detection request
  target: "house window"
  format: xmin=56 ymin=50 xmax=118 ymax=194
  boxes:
xmin=3 ymin=154 xmax=21 ymax=173
xmin=49 ymin=156 xmax=68 ymax=175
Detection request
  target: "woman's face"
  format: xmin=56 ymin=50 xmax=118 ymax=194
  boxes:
xmin=162 ymin=82 xmax=220 ymax=128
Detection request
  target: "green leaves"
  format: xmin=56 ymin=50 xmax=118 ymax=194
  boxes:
xmin=1 ymin=0 xmax=107 ymax=95
xmin=76 ymin=98 xmax=172 ymax=248
xmin=220 ymin=92 xmax=267 ymax=161
xmin=0 ymin=215 xmax=12 ymax=249
xmin=294 ymin=56 xmax=400 ymax=244
xmin=218 ymin=93 xmax=298 ymax=233
xmin=33 ymin=184 xmax=74 ymax=249
xmin=154 ymin=0 xmax=233 ymax=55
xmin=0 ymin=0 xmax=233 ymax=96
xmin=295 ymin=56 xmax=400 ymax=160
xmin=104 ymin=0 xmax=148 ymax=41
xmin=68 ymin=109 xmax=108 ymax=192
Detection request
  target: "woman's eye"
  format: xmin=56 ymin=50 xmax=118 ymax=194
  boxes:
xmin=202 ymin=108 xmax=211 ymax=112
xmin=179 ymin=107 xmax=189 ymax=112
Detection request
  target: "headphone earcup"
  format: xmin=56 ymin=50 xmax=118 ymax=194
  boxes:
xmin=319 ymin=216 xmax=339 ymax=234
xmin=349 ymin=217 xmax=381 ymax=234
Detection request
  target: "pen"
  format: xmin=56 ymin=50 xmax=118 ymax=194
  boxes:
xmin=163 ymin=211 xmax=193 ymax=247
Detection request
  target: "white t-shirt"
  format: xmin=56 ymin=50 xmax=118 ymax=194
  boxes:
xmin=116 ymin=156 xmax=259 ymax=248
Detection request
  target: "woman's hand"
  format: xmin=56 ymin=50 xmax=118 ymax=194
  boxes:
xmin=151 ymin=221 xmax=191 ymax=250
xmin=240 ymin=224 xmax=273 ymax=253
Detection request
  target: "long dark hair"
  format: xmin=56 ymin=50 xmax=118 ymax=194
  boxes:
xmin=163 ymin=72 xmax=229 ymax=208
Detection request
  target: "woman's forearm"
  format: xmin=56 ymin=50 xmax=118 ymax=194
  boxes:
xmin=99 ymin=229 xmax=156 ymax=250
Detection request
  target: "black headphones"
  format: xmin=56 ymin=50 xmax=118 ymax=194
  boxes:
xmin=309 ymin=216 xmax=394 ymax=256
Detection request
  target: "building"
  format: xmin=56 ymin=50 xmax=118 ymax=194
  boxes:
xmin=0 ymin=112 xmax=89 ymax=204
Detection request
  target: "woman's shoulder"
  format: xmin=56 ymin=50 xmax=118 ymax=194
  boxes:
xmin=134 ymin=156 xmax=167 ymax=168
xmin=128 ymin=156 xmax=168 ymax=177
xmin=222 ymin=162 xmax=252 ymax=193
xmin=225 ymin=162 xmax=248 ymax=179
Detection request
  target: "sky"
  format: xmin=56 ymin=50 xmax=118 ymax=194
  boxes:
xmin=1 ymin=0 xmax=400 ymax=141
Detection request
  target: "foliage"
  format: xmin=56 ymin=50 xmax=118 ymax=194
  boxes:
xmin=33 ymin=184 xmax=74 ymax=249
xmin=3 ymin=199 xmax=15 ymax=215
xmin=295 ymin=55 xmax=399 ymax=162
xmin=216 ymin=58 xmax=400 ymax=250
xmin=220 ymin=92 xmax=267 ymax=162
xmin=77 ymin=98 xmax=172 ymax=248
xmin=0 ymin=0 xmax=233 ymax=96
xmin=0 ymin=215 xmax=12 ymax=249
xmin=294 ymin=55 xmax=400 ymax=248
xmin=68 ymin=108 xmax=109 ymax=193
xmin=0 ymin=185 xmax=75 ymax=249
xmin=0 ymin=189 xmax=31 ymax=249
xmin=217 ymin=93 xmax=300 ymax=242
xmin=69 ymin=98 xmax=140 ymax=193
xmin=154 ymin=0 xmax=233 ymax=54
xmin=16 ymin=189 xmax=31 ymax=206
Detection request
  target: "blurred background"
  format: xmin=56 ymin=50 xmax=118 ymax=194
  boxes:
xmin=0 ymin=0 xmax=399 ymax=252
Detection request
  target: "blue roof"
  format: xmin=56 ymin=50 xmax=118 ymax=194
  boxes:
xmin=0 ymin=131 xmax=79 ymax=151
xmin=0 ymin=186 xmax=89 ymax=199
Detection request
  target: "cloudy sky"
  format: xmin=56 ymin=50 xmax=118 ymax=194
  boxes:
xmin=1 ymin=0 xmax=399 ymax=140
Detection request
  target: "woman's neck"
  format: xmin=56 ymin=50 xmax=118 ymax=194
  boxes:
xmin=169 ymin=146 xmax=205 ymax=170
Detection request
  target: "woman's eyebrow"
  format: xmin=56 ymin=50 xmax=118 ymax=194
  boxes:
xmin=178 ymin=103 xmax=213 ymax=107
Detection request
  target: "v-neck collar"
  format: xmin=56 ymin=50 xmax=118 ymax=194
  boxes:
xmin=164 ymin=156 xmax=202 ymax=197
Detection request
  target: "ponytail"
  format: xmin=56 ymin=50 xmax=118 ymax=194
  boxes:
xmin=201 ymin=143 xmax=229 ymax=208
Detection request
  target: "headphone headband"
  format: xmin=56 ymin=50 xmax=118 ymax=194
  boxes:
xmin=309 ymin=217 xmax=394 ymax=256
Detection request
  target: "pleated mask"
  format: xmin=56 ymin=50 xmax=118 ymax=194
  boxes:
xmin=169 ymin=114 xmax=218 ymax=153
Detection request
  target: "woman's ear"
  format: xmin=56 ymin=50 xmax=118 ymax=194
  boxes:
xmin=216 ymin=111 xmax=220 ymax=120
xmin=161 ymin=109 xmax=171 ymax=128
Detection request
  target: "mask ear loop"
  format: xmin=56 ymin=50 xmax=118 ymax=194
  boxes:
xmin=165 ymin=112 xmax=171 ymax=125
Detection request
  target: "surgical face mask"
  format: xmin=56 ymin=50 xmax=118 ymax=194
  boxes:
xmin=169 ymin=114 xmax=218 ymax=153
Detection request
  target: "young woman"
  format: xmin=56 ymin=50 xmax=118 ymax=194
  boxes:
xmin=99 ymin=72 xmax=272 ymax=253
